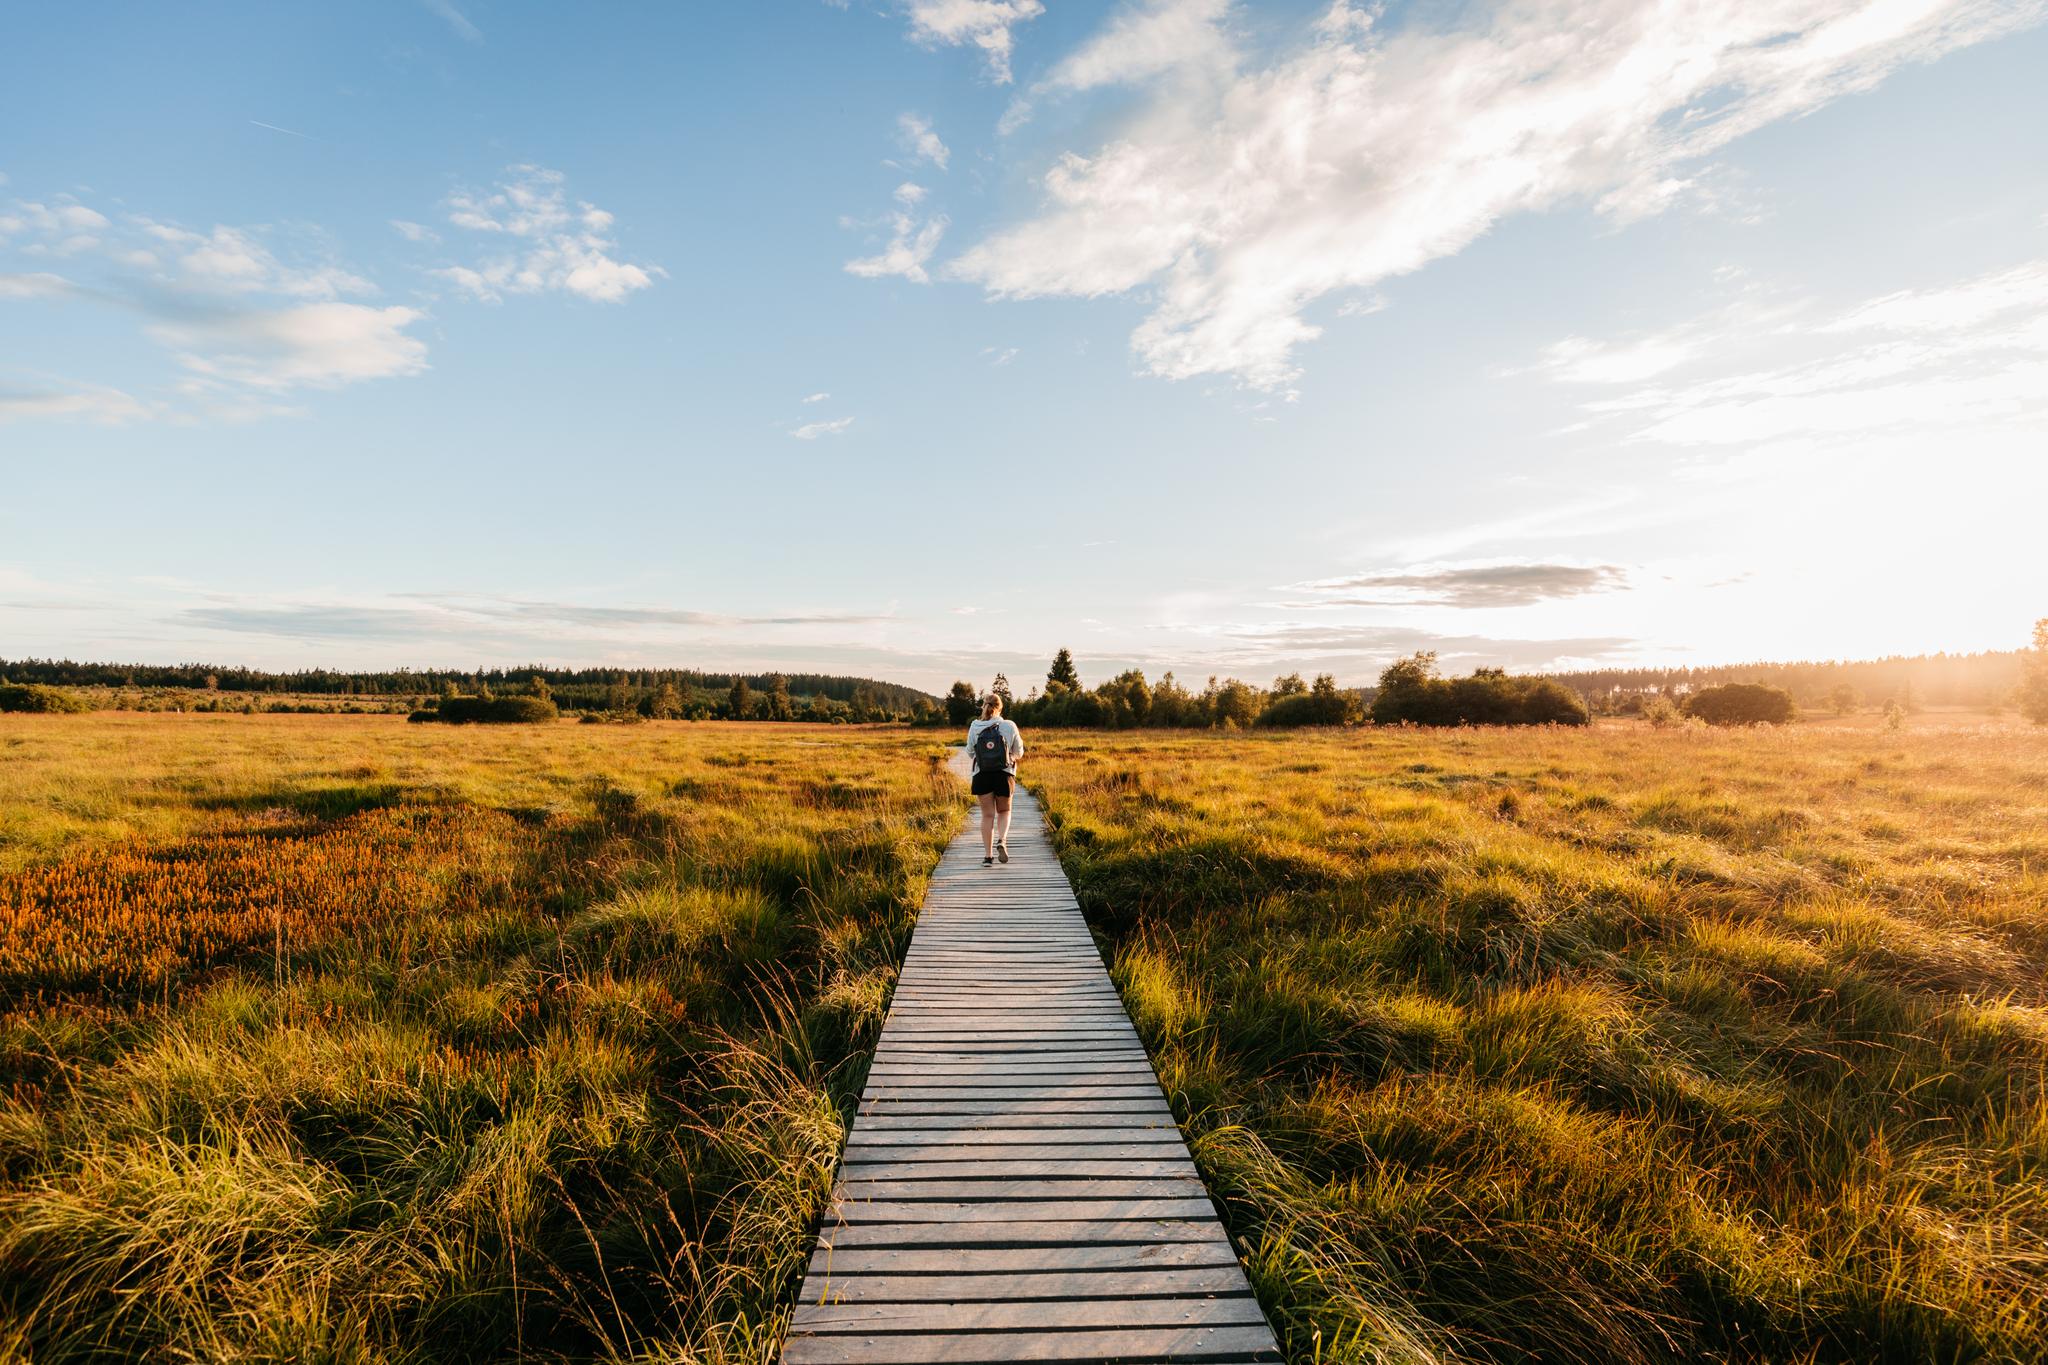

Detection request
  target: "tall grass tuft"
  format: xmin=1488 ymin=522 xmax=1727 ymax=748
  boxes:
xmin=1029 ymin=723 xmax=2048 ymax=1364
xmin=0 ymin=716 xmax=959 ymax=1363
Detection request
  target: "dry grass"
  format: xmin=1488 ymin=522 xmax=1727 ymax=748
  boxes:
xmin=0 ymin=714 xmax=959 ymax=1364
xmin=1024 ymin=721 xmax=2048 ymax=1365
xmin=8 ymin=713 xmax=2046 ymax=1362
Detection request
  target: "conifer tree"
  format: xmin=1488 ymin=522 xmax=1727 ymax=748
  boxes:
xmin=1046 ymin=648 xmax=1080 ymax=695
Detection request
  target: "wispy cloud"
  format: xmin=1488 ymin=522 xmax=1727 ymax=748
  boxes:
xmin=1 ymin=185 xmax=430 ymax=419
xmin=421 ymin=0 xmax=481 ymax=43
xmin=1553 ymin=258 xmax=2048 ymax=455
xmin=801 ymin=391 xmax=831 ymax=404
xmin=0 ymin=381 xmax=153 ymax=425
xmin=950 ymin=0 xmax=2045 ymax=389
xmin=845 ymin=155 xmax=948 ymax=283
xmin=248 ymin=119 xmax=313 ymax=140
xmin=140 ymin=221 xmax=372 ymax=299
xmin=434 ymin=165 xmax=661 ymax=303
xmin=150 ymin=302 xmax=429 ymax=392
xmin=1282 ymin=560 xmax=1632 ymax=609
xmin=1042 ymin=0 xmax=1231 ymax=93
xmin=792 ymin=416 xmax=855 ymax=439
xmin=179 ymin=592 xmax=893 ymax=644
xmin=898 ymin=0 xmax=1044 ymax=83
xmin=897 ymin=113 xmax=950 ymax=171
xmin=0 ymin=271 xmax=76 ymax=300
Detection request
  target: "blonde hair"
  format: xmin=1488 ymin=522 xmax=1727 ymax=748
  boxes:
xmin=982 ymin=695 xmax=1003 ymax=719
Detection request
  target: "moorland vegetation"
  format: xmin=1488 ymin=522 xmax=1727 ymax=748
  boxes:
xmin=0 ymin=715 xmax=957 ymax=1362
xmin=1026 ymin=724 xmax=2048 ymax=1363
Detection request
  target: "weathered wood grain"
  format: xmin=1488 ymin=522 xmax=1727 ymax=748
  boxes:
xmin=779 ymin=779 xmax=1280 ymax=1364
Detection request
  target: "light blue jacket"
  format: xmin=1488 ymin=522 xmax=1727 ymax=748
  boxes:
xmin=966 ymin=717 xmax=1025 ymax=775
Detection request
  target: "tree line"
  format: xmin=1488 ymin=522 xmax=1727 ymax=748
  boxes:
xmin=941 ymin=649 xmax=1590 ymax=730
xmin=0 ymin=659 xmax=937 ymax=721
xmin=1544 ymin=648 xmax=2026 ymax=712
xmin=946 ymin=623 xmax=2048 ymax=731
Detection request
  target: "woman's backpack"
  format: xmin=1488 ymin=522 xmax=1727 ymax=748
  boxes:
xmin=973 ymin=722 xmax=1008 ymax=774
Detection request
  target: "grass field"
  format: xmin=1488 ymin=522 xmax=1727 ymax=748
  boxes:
xmin=0 ymin=715 xmax=957 ymax=1364
xmin=1023 ymin=723 xmax=2048 ymax=1364
xmin=3 ymin=715 xmax=2045 ymax=1364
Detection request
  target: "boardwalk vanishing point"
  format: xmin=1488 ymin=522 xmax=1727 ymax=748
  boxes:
xmin=780 ymin=771 xmax=1283 ymax=1364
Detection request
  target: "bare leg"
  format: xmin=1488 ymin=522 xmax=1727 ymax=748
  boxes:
xmin=978 ymin=793 xmax=997 ymax=858
xmin=994 ymin=794 xmax=1013 ymax=848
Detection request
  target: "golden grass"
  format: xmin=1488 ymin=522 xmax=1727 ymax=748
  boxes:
xmin=0 ymin=714 xmax=959 ymax=1364
xmin=1024 ymin=721 xmax=2048 ymax=1364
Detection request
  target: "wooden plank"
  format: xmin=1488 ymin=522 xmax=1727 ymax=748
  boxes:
xmin=827 ymin=1198 xmax=1220 ymax=1223
xmin=800 ymin=1266 xmax=1250 ymax=1304
xmin=779 ymin=779 xmax=1276 ymax=1363
xmin=847 ymin=1127 xmax=1185 ymax=1146
xmin=858 ymin=1090 xmax=1165 ymax=1105
xmin=856 ymin=1098 xmax=1173 ymax=1115
xmin=836 ymin=1178 xmax=1207 ymax=1201
xmin=814 ymin=1219 xmax=1224 ymax=1249
xmin=782 ymin=1324 xmax=1281 ymax=1364
xmin=791 ymin=1296 xmax=1267 ymax=1332
xmin=853 ymin=1111 xmax=1178 ymax=1130
xmin=841 ymin=1159 xmax=1197 ymax=1180
xmin=806 ymin=1241 xmax=1241 ymax=1276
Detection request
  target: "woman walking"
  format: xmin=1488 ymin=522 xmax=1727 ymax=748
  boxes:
xmin=966 ymin=695 xmax=1025 ymax=866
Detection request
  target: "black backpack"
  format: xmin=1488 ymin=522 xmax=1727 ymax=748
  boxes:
xmin=973 ymin=721 xmax=1008 ymax=774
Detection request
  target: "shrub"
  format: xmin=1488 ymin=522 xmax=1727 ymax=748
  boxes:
xmin=415 ymin=695 xmax=559 ymax=725
xmin=1369 ymin=655 xmax=1588 ymax=727
xmin=1682 ymin=682 xmax=1796 ymax=727
xmin=1259 ymin=674 xmax=1356 ymax=727
xmin=1642 ymin=696 xmax=1681 ymax=728
xmin=0 ymin=683 xmax=89 ymax=714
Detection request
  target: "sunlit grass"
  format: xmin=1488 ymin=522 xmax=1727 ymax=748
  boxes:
xmin=0 ymin=714 xmax=958 ymax=1364
xmin=1026 ymin=722 xmax=2048 ymax=1364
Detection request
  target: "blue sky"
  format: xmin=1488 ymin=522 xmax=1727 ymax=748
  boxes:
xmin=4 ymin=0 xmax=2045 ymax=694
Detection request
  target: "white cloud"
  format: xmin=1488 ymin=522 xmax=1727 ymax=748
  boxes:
xmin=150 ymin=303 xmax=429 ymax=391
xmin=0 ymin=271 xmax=76 ymax=300
xmin=900 ymin=0 xmax=1044 ymax=83
xmin=897 ymin=114 xmax=951 ymax=171
xmin=1556 ymin=259 xmax=2048 ymax=454
xmin=792 ymin=416 xmax=855 ymax=439
xmin=390 ymin=218 xmax=439 ymax=243
xmin=15 ymin=200 xmax=110 ymax=234
xmin=1 ymin=185 xmax=432 ymax=418
xmin=161 ymin=224 xmax=374 ymax=299
xmin=802 ymin=391 xmax=831 ymax=403
xmin=435 ymin=165 xmax=659 ymax=303
xmin=950 ymin=0 xmax=2045 ymax=389
xmin=846 ymin=207 xmax=948 ymax=284
xmin=0 ymin=382 xmax=152 ymax=424
xmin=1038 ymin=0 xmax=1232 ymax=95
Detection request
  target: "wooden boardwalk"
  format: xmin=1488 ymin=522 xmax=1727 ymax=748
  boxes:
xmin=781 ymin=778 xmax=1281 ymax=1364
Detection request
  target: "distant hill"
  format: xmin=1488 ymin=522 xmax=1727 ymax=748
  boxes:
xmin=0 ymin=659 xmax=938 ymax=718
xmin=1538 ymin=649 xmax=2024 ymax=710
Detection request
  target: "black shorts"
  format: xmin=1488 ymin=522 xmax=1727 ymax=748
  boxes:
xmin=970 ymin=769 xmax=1013 ymax=797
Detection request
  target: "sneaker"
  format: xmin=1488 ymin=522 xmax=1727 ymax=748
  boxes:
xmin=982 ymin=855 xmax=995 ymax=866
xmin=996 ymin=841 xmax=1009 ymax=864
